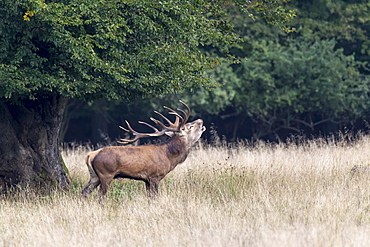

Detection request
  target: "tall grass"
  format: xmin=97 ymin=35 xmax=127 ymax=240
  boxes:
xmin=2 ymin=134 xmax=370 ymax=246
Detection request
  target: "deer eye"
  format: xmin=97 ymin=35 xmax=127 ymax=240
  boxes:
xmin=188 ymin=126 xmax=194 ymax=130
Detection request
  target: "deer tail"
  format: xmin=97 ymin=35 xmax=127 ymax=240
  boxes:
xmin=85 ymin=150 xmax=100 ymax=182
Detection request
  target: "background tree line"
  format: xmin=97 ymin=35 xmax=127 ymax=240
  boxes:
xmin=64 ymin=0 xmax=370 ymax=144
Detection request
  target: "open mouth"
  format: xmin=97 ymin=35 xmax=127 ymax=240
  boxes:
xmin=201 ymin=126 xmax=206 ymax=132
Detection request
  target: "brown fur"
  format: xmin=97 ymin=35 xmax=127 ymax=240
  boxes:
xmin=81 ymin=119 xmax=205 ymax=200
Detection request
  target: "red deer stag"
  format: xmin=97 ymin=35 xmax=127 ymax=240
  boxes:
xmin=81 ymin=100 xmax=206 ymax=200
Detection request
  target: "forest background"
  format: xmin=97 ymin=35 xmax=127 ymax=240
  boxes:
xmin=2 ymin=0 xmax=370 ymax=190
xmin=63 ymin=0 xmax=370 ymax=144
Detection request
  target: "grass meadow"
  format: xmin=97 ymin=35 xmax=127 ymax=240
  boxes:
xmin=2 ymin=134 xmax=370 ymax=246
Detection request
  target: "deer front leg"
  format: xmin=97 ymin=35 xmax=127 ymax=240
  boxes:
xmin=98 ymin=175 xmax=114 ymax=202
xmin=145 ymin=178 xmax=159 ymax=199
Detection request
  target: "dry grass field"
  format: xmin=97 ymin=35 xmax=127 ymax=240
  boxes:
xmin=2 ymin=134 xmax=370 ymax=246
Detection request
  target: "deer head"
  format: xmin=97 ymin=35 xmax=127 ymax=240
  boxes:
xmin=118 ymin=100 xmax=202 ymax=144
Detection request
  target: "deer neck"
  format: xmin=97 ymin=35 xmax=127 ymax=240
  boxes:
xmin=164 ymin=136 xmax=189 ymax=169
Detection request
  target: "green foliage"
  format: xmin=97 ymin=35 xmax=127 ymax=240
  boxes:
xmin=289 ymin=0 xmax=370 ymax=62
xmin=58 ymin=0 xmax=370 ymax=141
xmin=245 ymin=0 xmax=296 ymax=32
xmin=292 ymin=0 xmax=370 ymax=41
xmin=0 ymin=0 xmax=294 ymax=102
xmin=235 ymin=38 xmax=369 ymax=126
xmin=179 ymin=60 xmax=240 ymax=115
xmin=0 ymin=0 xmax=220 ymax=101
xmin=175 ymin=38 xmax=370 ymax=137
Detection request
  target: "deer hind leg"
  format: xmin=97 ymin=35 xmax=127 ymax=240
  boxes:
xmin=81 ymin=159 xmax=100 ymax=198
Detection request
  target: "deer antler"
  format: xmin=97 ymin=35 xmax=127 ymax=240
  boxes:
xmin=118 ymin=100 xmax=191 ymax=144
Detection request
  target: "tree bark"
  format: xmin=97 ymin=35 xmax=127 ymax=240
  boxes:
xmin=0 ymin=94 xmax=71 ymax=193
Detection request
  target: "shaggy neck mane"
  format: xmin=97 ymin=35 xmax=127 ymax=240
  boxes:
xmin=163 ymin=136 xmax=189 ymax=163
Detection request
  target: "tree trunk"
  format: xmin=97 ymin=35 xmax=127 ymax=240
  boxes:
xmin=0 ymin=95 xmax=71 ymax=193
